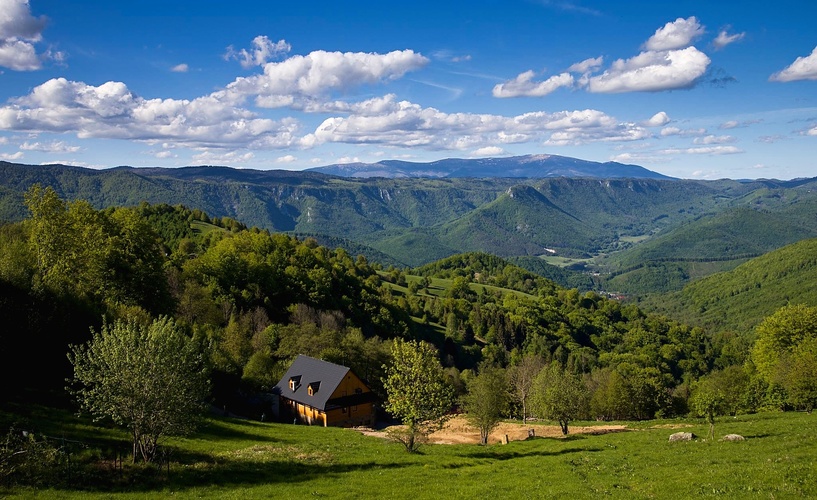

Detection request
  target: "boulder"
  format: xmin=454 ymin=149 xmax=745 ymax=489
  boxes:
xmin=720 ymin=434 xmax=745 ymax=442
xmin=668 ymin=432 xmax=696 ymax=442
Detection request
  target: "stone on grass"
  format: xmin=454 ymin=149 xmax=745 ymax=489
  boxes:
xmin=720 ymin=434 xmax=745 ymax=442
xmin=668 ymin=432 xmax=696 ymax=442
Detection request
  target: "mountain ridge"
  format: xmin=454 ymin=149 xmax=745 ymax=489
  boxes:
xmin=309 ymin=154 xmax=675 ymax=179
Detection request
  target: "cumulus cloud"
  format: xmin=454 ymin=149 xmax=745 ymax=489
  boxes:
xmin=171 ymin=63 xmax=189 ymax=73
xmin=313 ymin=98 xmax=649 ymax=149
xmin=587 ymin=46 xmax=710 ymax=93
xmin=472 ymin=146 xmax=504 ymax=157
xmin=224 ymin=49 xmax=429 ymax=105
xmin=20 ymin=140 xmax=80 ymax=153
xmin=0 ymin=0 xmax=50 ymax=71
xmin=276 ymin=154 xmax=297 ymax=163
xmin=192 ymin=149 xmax=254 ymax=164
xmin=769 ymin=46 xmax=817 ymax=82
xmin=643 ymin=111 xmax=670 ymax=127
xmin=712 ymin=29 xmax=745 ymax=50
xmin=693 ymin=134 xmax=735 ymax=145
xmin=225 ymin=36 xmax=291 ymax=69
xmin=0 ymin=77 xmax=303 ymax=149
xmin=0 ymin=151 xmax=23 ymax=160
xmin=567 ymin=56 xmax=603 ymax=74
xmin=492 ymin=71 xmax=574 ymax=97
xmin=806 ymin=125 xmax=817 ymax=136
xmin=644 ymin=17 xmax=705 ymax=51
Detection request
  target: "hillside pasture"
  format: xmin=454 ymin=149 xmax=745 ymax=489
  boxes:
xmin=3 ymin=402 xmax=815 ymax=498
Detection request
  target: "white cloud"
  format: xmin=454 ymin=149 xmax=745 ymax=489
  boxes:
xmin=644 ymin=17 xmax=704 ymax=51
xmin=472 ymin=146 xmax=504 ymax=157
xmin=224 ymin=49 xmax=429 ymax=105
xmin=610 ymin=152 xmax=665 ymax=164
xmin=276 ymin=154 xmax=297 ymax=163
xmin=719 ymin=119 xmax=761 ymax=129
xmin=0 ymin=151 xmax=23 ymax=160
xmin=152 ymin=150 xmax=175 ymax=159
xmin=660 ymin=145 xmax=743 ymax=155
xmin=171 ymin=63 xmax=189 ymax=73
xmin=0 ymin=0 xmax=48 ymax=71
xmin=192 ymin=149 xmax=254 ymax=164
xmin=225 ymin=36 xmax=291 ymax=69
xmin=567 ymin=56 xmax=603 ymax=74
xmin=806 ymin=125 xmax=817 ymax=136
xmin=20 ymin=140 xmax=80 ymax=152
xmin=336 ymin=156 xmax=361 ymax=164
xmin=660 ymin=126 xmax=706 ymax=137
xmin=587 ymin=46 xmax=710 ymax=93
xmin=0 ymin=77 xmax=303 ymax=149
xmin=770 ymin=46 xmax=817 ymax=82
xmin=493 ymin=71 xmax=574 ymax=97
xmin=693 ymin=134 xmax=735 ymax=145
xmin=643 ymin=111 xmax=670 ymax=127
xmin=313 ymin=98 xmax=649 ymax=149
xmin=712 ymin=29 xmax=745 ymax=50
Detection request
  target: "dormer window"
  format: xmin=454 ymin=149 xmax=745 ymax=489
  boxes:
xmin=289 ymin=375 xmax=301 ymax=391
xmin=308 ymin=381 xmax=320 ymax=396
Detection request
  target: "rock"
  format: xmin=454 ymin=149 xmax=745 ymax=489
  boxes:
xmin=720 ymin=434 xmax=745 ymax=442
xmin=668 ymin=432 xmax=696 ymax=442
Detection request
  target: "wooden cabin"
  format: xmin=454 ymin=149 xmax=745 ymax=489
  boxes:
xmin=274 ymin=355 xmax=377 ymax=427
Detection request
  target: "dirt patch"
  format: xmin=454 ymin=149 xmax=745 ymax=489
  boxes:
xmin=353 ymin=416 xmax=628 ymax=445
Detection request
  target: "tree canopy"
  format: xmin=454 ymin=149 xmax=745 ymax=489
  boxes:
xmin=68 ymin=316 xmax=209 ymax=462
xmin=383 ymin=339 xmax=454 ymax=452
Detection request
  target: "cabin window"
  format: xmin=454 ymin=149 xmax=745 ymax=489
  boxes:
xmin=289 ymin=375 xmax=301 ymax=391
xmin=308 ymin=381 xmax=320 ymax=396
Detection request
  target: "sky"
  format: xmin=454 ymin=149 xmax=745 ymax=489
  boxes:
xmin=0 ymin=0 xmax=815 ymax=180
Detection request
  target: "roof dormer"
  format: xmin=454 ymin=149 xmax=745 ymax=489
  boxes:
xmin=308 ymin=381 xmax=320 ymax=396
xmin=289 ymin=375 xmax=302 ymax=391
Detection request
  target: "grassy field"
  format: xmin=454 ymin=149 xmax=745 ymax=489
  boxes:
xmin=3 ymin=401 xmax=816 ymax=499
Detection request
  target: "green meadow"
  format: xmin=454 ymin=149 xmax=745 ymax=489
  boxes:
xmin=3 ymin=402 xmax=815 ymax=499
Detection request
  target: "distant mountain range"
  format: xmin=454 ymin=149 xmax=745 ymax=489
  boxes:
xmin=309 ymin=154 xmax=674 ymax=179
xmin=2 ymin=160 xmax=817 ymax=296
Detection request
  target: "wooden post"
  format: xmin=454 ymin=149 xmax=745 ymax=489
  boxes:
xmin=502 ymin=434 xmax=509 ymax=445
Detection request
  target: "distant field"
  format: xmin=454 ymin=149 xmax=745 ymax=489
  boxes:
xmin=3 ymin=402 xmax=816 ymax=498
xmin=538 ymin=255 xmax=594 ymax=268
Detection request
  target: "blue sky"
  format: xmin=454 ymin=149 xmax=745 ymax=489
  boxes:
xmin=0 ymin=0 xmax=815 ymax=179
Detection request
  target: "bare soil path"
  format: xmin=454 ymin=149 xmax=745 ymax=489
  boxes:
xmin=354 ymin=415 xmax=628 ymax=445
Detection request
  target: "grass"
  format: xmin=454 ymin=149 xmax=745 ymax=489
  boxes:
xmin=2 ymin=400 xmax=816 ymax=499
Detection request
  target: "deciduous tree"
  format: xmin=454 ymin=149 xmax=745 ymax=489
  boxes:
xmin=531 ymin=362 xmax=589 ymax=435
xmin=462 ymin=365 xmax=509 ymax=445
xmin=68 ymin=317 xmax=209 ymax=463
xmin=383 ymin=339 xmax=454 ymax=452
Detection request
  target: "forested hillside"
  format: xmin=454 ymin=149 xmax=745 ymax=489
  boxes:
xmin=2 ymin=163 xmax=817 ymax=293
xmin=1 ymin=187 xmax=731 ymax=421
xmin=643 ymin=237 xmax=817 ymax=334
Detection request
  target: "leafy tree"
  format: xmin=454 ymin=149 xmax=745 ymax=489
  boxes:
xmin=383 ymin=339 xmax=454 ymax=452
xmin=752 ymin=304 xmax=817 ymax=382
xmin=689 ymin=375 xmax=727 ymax=440
xmin=531 ymin=363 xmax=589 ymax=435
xmin=778 ymin=337 xmax=817 ymax=413
xmin=461 ymin=365 xmax=509 ymax=445
xmin=68 ymin=317 xmax=209 ymax=463
xmin=508 ymin=353 xmax=543 ymax=422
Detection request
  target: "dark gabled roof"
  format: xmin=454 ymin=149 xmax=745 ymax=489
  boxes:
xmin=274 ymin=355 xmax=351 ymax=411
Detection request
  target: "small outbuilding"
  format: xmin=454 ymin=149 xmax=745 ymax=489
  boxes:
xmin=274 ymin=355 xmax=377 ymax=427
